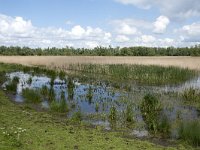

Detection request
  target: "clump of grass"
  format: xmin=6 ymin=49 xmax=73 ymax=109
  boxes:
xmin=109 ymin=106 xmax=117 ymax=121
xmin=87 ymin=86 xmax=93 ymax=104
xmin=125 ymin=105 xmax=134 ymax=123
xmin=6 ymin=76 xmax=19 ymax=92
xmin=178 ymin=120 xmax=200 ymax=147
xmin=182 ymin=87 xmax=200 ymax=103
xmin=27 ymin=77 xmax=32 ymax=85
xmin=140 ymin=94 xmax=162 ymax=134
xmin=157 ymin=115 xmax=171 ymax=137
xmin=67 ymin=77 xmax=75 ymax=100
xmin=40 ymin=85 xmax=49 ymax=97
xmin=95 ymin=103 xmax=99 ymax=112
xmin=50 ymin=92 xmax=68 ymax=113
xmin=59 ymin=70 xmax=66 ymax=80
xmin=71 ymin=109 xmax=82 ymax=122
xmin=48 ymin=87 xmax=55 ymax=101
xmin=22 ymin=88 xmax=42 ymax=103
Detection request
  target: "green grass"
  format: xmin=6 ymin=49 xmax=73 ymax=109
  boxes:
xmin=178 ymin=120 xmax=200 ymax=147
xmin=6 ymin=76 xmax=19 ymax=93
xmin=181 ymin=88 xmax=200 ymax=107
xmin=0 ymin=90 xmax=190 ymax=150
xmin=140 ymin=94 xmax=162 ymax=134
xmin=22 ymin=88 xmax=42 ymax=103
xmin=68 ymin=64 xmax=197 ymax=85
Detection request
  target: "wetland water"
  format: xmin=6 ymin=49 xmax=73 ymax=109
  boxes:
xmin=2 ymin=71 xmax=200 ymax=138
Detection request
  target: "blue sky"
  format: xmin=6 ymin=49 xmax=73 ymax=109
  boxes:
xmin=0 ymin=0 xmax=200 ymax=48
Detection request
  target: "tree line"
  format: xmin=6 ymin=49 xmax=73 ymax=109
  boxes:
xmin=0 ymin=45 xmax=200 ymax=56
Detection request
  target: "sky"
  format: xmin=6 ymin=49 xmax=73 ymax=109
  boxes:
xmin=0 ymin=0 xmax=200 ymax=48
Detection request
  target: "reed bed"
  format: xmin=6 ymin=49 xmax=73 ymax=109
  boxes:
xmin=68 ymin=64 xmax=197 ymax=85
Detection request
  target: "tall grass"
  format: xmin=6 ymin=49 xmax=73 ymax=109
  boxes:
xmin=182 ymin=88 xmax=200 ymax=103
xmin=50 ymin=92 xmax=68 ymax=113
xmin=140 ymin=94 xmax=162 ymax=134
xmin=178 ymin=120 xmax=200 ymax=146
xmin=6 ymin=76 xmax=19 ymax=92
xmin=68 ymin=64 xmax=197 ymax=85
xmin=22 ymin=88 xmax=42 ymax=103
xmin=67 ymin=77 xmax=74 ymax=100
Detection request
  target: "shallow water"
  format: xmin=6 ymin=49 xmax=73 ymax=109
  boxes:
xmin=2 ymin=71 xmax=200 ymax=138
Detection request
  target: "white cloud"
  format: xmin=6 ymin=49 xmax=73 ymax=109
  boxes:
xmin=115 ymin=0 xmax=200 ymax=20
xmin=0 ymin=14 xmax=112 ymax=48
xmin=71 ymin=25 xmax=85 ymax=38
xmin=136 ymin=35 xmax=156 ymax=43
xmin=115 ymin=0 xmax=151 ymax=9
xmin=175 ymin=22 xmax=200 ymax=42
xmin=85 ymin=41 xmax=99 ymax=48
xmin=116 ymin=23 xmax=139 ymax=35
xmin=115 ymin=35 xmax=130 ymax=42
xmin=153 ymin=16 xmax=170 ymax=34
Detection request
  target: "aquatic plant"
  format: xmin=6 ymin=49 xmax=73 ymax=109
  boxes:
xmin=6 ymin=76 xmax=19 ymax=92
xmin=67 ymin=77 xmax=75 ymax=100
xmin=95 ymin=103 xmax=99 ymax=112
xmin=27 ymin=77 xmax=32 ymax=85
xmin=87 ymin=86 xmax=93 ymax=104
xmin=178 ymin=120 xmax=200 ymax=146
xmin=50 ymin=99 xmax=68 ymax=113
xmin=40 ymin=85 xmax=49 ymax=97
xmin=182 ymin=87 xmax=200 ymax=103
xmin=157 ymin=115 xmax=171 ymax=137
xmin=22 ymin=88 xmax=42 ymax=103
xmin=140 ymin=94 xmax=162 ymax=134
xmin=125 ymin=105 xmax=134 ymax=123
xmin=71 ymin=109 xmax=82 ymax=122
xmin=68 ymin=64 xmax=196 ymax=85
xmin=59 ymin=70 xmax=66 ymax=80
xmin=109 ymin=106 xmax=117 ymax=121
xmin=48 ymin=87 xmax=55 ymax=101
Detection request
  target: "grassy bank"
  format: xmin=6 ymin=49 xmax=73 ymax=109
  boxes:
xmin=0 ymin=91 xmax=183 ymax=150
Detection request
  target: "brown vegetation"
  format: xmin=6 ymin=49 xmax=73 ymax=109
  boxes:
xmin=0 ymin=56 xmax=200 ymax=70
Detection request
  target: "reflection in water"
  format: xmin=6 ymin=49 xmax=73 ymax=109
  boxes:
xmin=2 ymin=71 xmax=200 ymax=138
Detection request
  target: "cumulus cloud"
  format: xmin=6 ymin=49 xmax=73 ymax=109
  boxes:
xmin=175 ymin=22 xmax=200 ymax=42
xmin=116 ymin=23 xmax=139 ymax=35
xmin=0 ymin=14 xmax=112 ymax=48
xmin=153 ymin=16 xmax=170 ymax=34
xmin=115 ymin=0 xmax=200 ymax=20
xmin=115 ymin=35 xmax=130 ymax=42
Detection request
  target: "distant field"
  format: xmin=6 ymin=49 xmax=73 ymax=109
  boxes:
xmin=0 ymin=56 xmax=200 ymax=70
